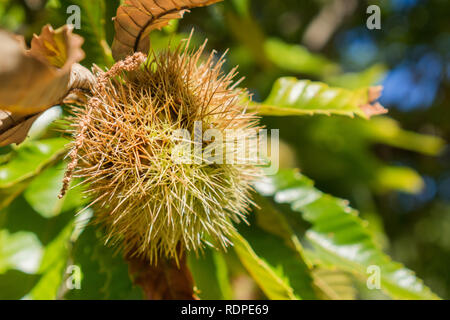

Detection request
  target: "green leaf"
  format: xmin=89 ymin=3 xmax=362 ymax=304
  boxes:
xmin=0 ymin=138 xmax=67 ymax=210
xmin=0 ymin=270 xmax=40 ymax=300
xmin=231 ymin=232 xmax=297 ymax=300
xmin=324 ymin=64 xmax=387 ymax=89
xmin=264 ymin=38 xmax=340 ymax=77
xmin=374 ymin=166 xmax=424 ymax=194
xmin=188 ymin=248 xmax=232 ymax=300
xmin=366 ymin=117 xmax=445 ymax=156
xmin=0 ymin=2 xmax=26 ymax=31
xmin=246 ymin=196 xmax=317 ymax=299
xmin=65 ymin=226 xmax=143 ymax=300
xmin=255 ymin=169 xmax=440 ymax=300
xmin=0 ymin=194 xmax=79 ymax=299
xmin=27 ymin=221 xmax=75 ymax=299
xmin=24 ymin=162 xmax=87 ymax=218
xmin=312 ymin=268 xmax=357 ymax=300
xmin=0 ymin=138 xmax=67 ymax=188
xmin=230 ymin=0 xmax=251 ymax=17
xmin=250 ymin=77 xmax=386 ymax=118
xmin=225 ymin=10 xmax=271 ymax=69
xmin=0 ymin=183 xmax=27 ymax=212
xmin=0 ymin=195 xmax=74 ymax=247
xmin=237 ymin=221 xmax=317 ymax=299
xmin=0 ymin=230 xmax=43 ymax=274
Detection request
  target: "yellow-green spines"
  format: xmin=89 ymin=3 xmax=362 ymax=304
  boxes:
xmin=69 ymin=42 xmax=261 ymax=263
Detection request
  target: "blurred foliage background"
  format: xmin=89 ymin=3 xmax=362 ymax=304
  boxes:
xmin=0 ymin=0 xmax=449 ymax=299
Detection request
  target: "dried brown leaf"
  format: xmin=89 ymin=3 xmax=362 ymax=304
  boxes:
xmin=0 ymin=25 xmax=94 ymax=146
xmin=0 ymin=111 xmax=42 ymax=147
xmin=29 ymin=24 xmax=85 ymax=71
xmin=112 ymin=0 xmax=222 ymax=61
xmin=359 ymin=85 xmax=388 ymax=118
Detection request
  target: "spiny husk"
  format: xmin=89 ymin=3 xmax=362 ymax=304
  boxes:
xmin=68 ymin=40 xmax=261 ymax=263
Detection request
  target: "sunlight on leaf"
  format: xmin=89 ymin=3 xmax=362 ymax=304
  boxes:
xmin=312 ymin=268 xmax=357 ymax=300
xmin=231 ymin=232 xmax=298 ymax=300
xmin=250 ymin=77 xmax=387 ymax=118
xmin=188 ymin=248 xmax=233 ymax=299
xmin=374 ymin=166 xmax=424 ymax=194
xmin=0 ymin=138 xmax=67 ymax=188
xmin=0 ymin=230 xmax=43 ymax=274
xmin=255 ymin=169 xmax=441 ymax=300
xmin=26 ymin=222 xmax=74 ymax=299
